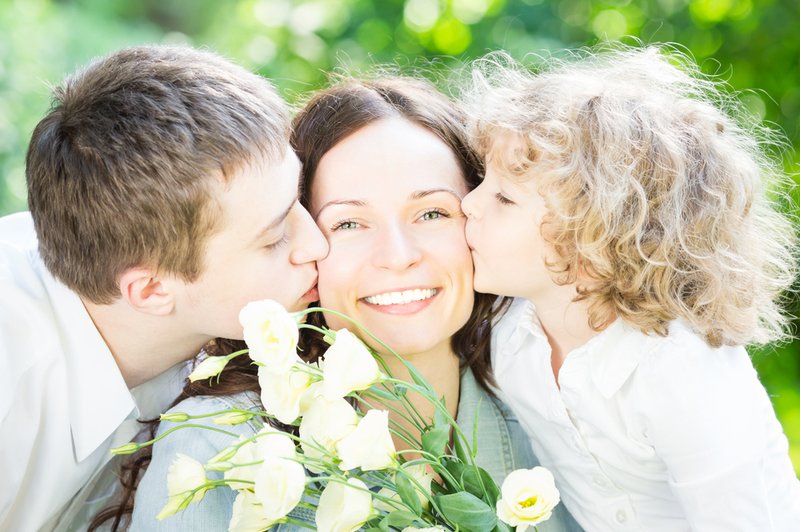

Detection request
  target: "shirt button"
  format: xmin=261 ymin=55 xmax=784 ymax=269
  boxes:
xmin=616 ymin=509 xmax=628 ymax=524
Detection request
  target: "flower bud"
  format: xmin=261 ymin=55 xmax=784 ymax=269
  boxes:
xmin=213 ymin=411 xmax=256 ymax=426
xmin=188 ymin=356 xmax=229 ymax=382
xmin=160 ymin=412 xmax=190 ymax=423
xmin=110 ymin=442 xmax=140 ymax=455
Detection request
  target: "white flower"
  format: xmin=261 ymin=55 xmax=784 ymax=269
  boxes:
xmin=224 ymin=429 xmax=297 ymax=489
xmin=321 ymin=329 xmax=383 ymax=400
xmin=298 ymin=380 xmax=325 ymax=416
xmin=316 ymin=477 xmax=374 ymax=532
xmin=253 ymin=452 xmax=306 ymax=524
xmin=228 ymin=490 xmax=272 ymax=532
xmin=496 ymin=467 xmax=561 ymax=531
xmin=156 ymin=454 xmax=209 ymax=520
xmin=239 ymin=299 xmax=300 ymax=373
xmin=259 ymin=364 xmax=314 ymax=424
xmin=374 ymin=463 xmax=433 ymax=512
xmin=188 ymin=356 xmax=229 ymax=382
xmin=336 ymin=410 xmax=396 ymax=471
xmin=298 ymin=396 xmax=359 ymax=472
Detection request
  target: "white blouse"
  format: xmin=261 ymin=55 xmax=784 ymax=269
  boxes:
xmin=491 ymin=298 xmax=800 ymax=531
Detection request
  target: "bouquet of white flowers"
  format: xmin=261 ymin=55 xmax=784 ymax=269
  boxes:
xmin=113 ymin=300 xmax=561 ymax=532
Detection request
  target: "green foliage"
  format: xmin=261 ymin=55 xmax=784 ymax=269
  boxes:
xmin=1 ymin=0 xmax=799 ymax=474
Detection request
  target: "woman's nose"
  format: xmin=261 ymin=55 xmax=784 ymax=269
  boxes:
xmin=372 ymin=223 xmax=422 ymax=271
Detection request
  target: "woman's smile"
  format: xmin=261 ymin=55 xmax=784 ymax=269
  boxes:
xmin=360 ymin=287 xmax=440 ymax=314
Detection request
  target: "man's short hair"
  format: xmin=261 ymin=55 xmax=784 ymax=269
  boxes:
xmin=26 ymin=45 xmax=289 ymax=303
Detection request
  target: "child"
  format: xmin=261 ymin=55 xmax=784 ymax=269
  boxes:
xmin=460 ymin=47 xmax=800 ymax=531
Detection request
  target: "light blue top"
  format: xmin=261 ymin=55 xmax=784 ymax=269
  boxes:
xmin=131 ymin=369 xmax=583 ymax=531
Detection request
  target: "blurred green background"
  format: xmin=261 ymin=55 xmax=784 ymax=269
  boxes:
xmin=1 ymin=0 xmax=798 ymax=472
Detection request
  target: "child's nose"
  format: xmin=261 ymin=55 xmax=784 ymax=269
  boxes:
xmin=461 ymin=189 xmax=479 ymax=220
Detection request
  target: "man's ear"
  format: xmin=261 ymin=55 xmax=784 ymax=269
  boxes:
xmin=118 ymin=268 xmax=175 ymax=316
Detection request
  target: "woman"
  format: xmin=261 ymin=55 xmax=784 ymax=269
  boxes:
xmin=109 ymin=77 xmax=581 ymax=531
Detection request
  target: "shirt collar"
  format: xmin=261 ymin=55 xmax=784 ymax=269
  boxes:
xmin=494 ymin=298 xmax=547 ymax=356
xmin=588 ymin=319 xmax=650 ymax=398
xmin=497 ymin=297 xmax=649 ymax=399
xmin=39 ymin=265 xmax=136 ymax=462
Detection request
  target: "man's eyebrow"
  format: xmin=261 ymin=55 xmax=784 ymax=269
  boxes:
xmin=314 ymin=199 xmax=366 ymax=218
xmin=252 ymin=193 xmax=298 ymax=244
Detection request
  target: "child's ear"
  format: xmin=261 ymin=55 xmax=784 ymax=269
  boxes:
xmin=118 ymin=268 xmax=175 ymax=316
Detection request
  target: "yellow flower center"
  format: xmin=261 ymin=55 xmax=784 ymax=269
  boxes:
xmin=519 ymin=496 xmax=538 ymax=508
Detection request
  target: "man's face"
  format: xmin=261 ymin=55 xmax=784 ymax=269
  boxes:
xmin=175 ymin=147 xmax=328 ymax=341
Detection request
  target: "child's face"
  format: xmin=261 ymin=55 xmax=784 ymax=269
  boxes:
xmin=462 ymin=156 xmax=558 ymax=300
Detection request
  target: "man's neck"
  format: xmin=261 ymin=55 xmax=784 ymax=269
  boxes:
xmin=82 ymin=298 xmax=210 ymax=389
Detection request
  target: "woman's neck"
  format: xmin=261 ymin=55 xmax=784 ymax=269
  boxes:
xmin=377 ymin=343 xmax=461 ymax=456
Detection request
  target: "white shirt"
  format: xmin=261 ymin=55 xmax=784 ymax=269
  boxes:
xmin=0 ymin=212 xmax=187 ymax=532
xmin=492 ymin=298 xmax=800 ymax=531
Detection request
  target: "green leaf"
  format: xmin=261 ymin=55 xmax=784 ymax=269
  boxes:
xmin=366 ymin=385 xmax=397 ymax=402
xmin=472 ymin=397 xmax=482 ymax=459
xmin=421 ymin=424 xmax=450 ymax=458
xmin=434 ymin=492 xmax=498 ymax=532
xmin=443 ymin=459 xmax=467 ymax=491
xmin=395 ymin=470 xmax=423 ymax=516
xmin=453 ymin=430 xmax=471 ymax=464
xmin=384 ymin=510 xmax=419 ymax=529
xmin=461 ymin=466 xmax=500 ymax=505
xmin=492 ymin=521 xmax=514 ymax=532
xmin=430 ymin=479 xmax=448 ymax=495
xmin=405 ymin=361 xmax=434 ymax=392
xmin=434 ymin=401 xmax=449 ymax=428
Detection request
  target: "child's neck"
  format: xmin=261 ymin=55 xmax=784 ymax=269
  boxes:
xmin=528 ymin=283 xmax=599 ymax=386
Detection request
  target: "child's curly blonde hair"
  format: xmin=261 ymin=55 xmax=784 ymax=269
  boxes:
xmin=463 ymin=45 xmax=797 ymax=347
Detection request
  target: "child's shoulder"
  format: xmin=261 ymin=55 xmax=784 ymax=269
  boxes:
xmin=630 ymin=320 xmax=755 ymax=400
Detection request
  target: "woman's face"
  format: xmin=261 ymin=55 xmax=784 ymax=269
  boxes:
xmin=309 ymin=118 xmax=474 ymax=357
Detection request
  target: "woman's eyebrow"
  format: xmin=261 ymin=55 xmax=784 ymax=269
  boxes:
xmin=410 ymin=188 xmax=464 ymax=201
xmin=314 ymin=199 xmax=366 ymax=218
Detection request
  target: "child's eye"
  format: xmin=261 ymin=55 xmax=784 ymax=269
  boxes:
xmin=495 ymin=192 xmax=515 ymax=206
xmin=419 ymin=208 xmax=450 ymax=221
xmin=331 ymin=219 xmax=360 ymax=231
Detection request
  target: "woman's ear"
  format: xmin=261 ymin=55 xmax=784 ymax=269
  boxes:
xmin=118 ymin=268 xmax=175 ymax=316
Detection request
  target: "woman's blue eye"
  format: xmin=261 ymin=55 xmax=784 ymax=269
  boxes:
xmin=331 ymin=220 xmax=359 ymax=231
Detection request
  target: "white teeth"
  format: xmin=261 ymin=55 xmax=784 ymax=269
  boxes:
xmin=364 ymin=288 xmax=437 ymax=306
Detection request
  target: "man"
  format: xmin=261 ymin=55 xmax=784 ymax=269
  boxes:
xmin=0 ymin=45 xmax=327 ymax=531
